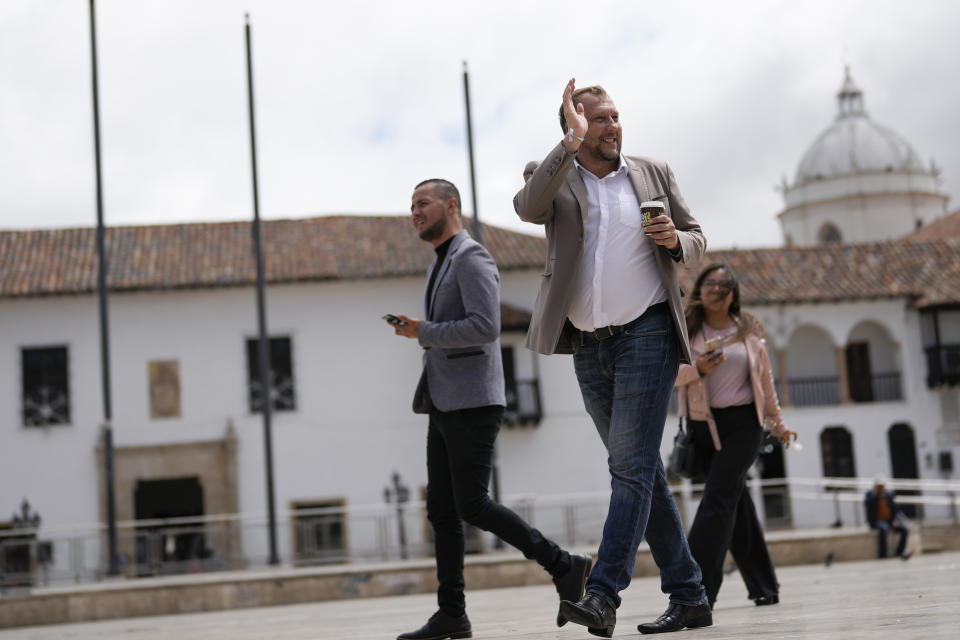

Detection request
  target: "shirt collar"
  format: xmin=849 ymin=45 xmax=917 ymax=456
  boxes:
xmin=574 ymin=154 xmax=628 ymax=180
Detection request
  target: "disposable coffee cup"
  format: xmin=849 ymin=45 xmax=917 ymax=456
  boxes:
xmin=640 ymin=201 xmax=665 ymax=226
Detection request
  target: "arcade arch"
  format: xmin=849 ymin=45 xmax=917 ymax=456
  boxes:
xmin=786 ymin=324 xmax=840 ymax=406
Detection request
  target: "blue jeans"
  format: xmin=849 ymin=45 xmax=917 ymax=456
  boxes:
xmin=572 ymin=304 xmax=706 ymax=608
xmin=874 ymin=519 xmax=909 ymax=558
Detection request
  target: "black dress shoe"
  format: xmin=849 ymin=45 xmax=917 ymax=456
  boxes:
xmin=753 ymin=594 xmax=779 ymax=606
xmin=559 ymin=593 xmax=616 ymax=638
xmin=396 ymin=610 xmax=471 ymax=640
xmin=553 ymin=553 xmax=592 ymax=626
xmin=637 ymin=602 xmax=712 ymax=634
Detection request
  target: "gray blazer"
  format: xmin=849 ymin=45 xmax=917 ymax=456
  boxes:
xmin=412 ymin=230 xmax=506 ymax=413
xmin=514 ymin=142 xmax=706 ymax=363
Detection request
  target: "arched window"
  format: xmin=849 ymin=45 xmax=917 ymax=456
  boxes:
xmin=820 ymin=426 xmax=856 ymax=480
xmin=846 ymin=321 xmax=903 ymax=402
xmin=818 ymin=223 xmax=843 ymax=245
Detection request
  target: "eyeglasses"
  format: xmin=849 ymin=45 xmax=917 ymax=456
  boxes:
xmin=701 ymin=279 xmax=734 ymax=292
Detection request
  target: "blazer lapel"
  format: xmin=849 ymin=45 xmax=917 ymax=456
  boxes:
xmin=625 ymin=157 xmax=659 ymax=252
xmin=567 ymin=168 xmax=589 ymax=216
xmin=565 ymin=166 xmax=589 ymax=241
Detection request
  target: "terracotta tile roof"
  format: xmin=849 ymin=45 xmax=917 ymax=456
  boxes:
xmin=0 ymin=216 xmax=547 ymax=298
xmin=3 ymin=215 xmax=958 ymax=309
xmin=906 ymin=209 xmax=960 ymax=241
xmin=501 ymin=304 xmax=533 ymax=331
xmin=681 ymin=238 xmax=960 ymax=308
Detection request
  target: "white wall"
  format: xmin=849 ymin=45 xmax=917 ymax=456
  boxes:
xmin=4 ymin=278 xmax=958 ymax=566
xmin=0 ymin=268 xmax=613 ymax=560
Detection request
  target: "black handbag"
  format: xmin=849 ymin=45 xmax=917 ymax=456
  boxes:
xmin=667 ymin=416 xmax=698 ymax=479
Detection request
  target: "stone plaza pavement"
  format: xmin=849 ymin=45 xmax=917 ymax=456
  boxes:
xmin=1 ymin=551 xmax=958 ymax=639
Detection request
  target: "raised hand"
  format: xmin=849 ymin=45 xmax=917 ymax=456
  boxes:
xmin=562 ymin=78 xmax=587 ymax=152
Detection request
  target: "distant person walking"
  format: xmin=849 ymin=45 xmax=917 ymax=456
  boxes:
xmin=675 ymin=263 xmax=796 ymax=609
xmin=388 ymin=178 xmax=590 ymax=640
xmin=864 ymin=475 xmax=911 ymax=559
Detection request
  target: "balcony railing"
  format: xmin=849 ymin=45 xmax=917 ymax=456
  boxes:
xmin=869 ymin=371 xmax=903 ymax=401
xmin=925 ymin=344 xmax=960 ymax=387
xmin=787 ymin=375 xmax=841 ymax=406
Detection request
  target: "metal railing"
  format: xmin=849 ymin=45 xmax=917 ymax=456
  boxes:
xmin=869 ymin=371 xmax=903 ymax=401
xmin=3 ymin=476 xmax=958 ymax=593
xmin=787 ymin=375 xmax=841 ymax=406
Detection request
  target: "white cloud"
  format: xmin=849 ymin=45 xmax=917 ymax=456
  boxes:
xmin=1 ymin=0 xmax=958 ymax=249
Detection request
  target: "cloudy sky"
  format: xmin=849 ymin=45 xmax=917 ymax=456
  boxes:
xmin=1 ymin=0 xmax=958 ymax=248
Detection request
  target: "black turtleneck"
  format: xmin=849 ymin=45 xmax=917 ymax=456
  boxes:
xmin=426 ymin=235 xmax=455 ymax=319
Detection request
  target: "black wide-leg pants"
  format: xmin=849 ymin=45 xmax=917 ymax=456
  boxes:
xmin=686 ymin=403 xmax=779 ymax=605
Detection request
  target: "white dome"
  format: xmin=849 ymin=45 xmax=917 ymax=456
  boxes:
xmin=796 ymin=118 xmax=925 ymax=183
xmin=794 ymin=68 xmax=926 ymax=185
xmin=778 ymin=67 xmax=949 ymax=248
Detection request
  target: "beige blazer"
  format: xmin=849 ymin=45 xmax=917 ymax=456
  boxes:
xmin=513 ymin=142 xmax=706 ymax=362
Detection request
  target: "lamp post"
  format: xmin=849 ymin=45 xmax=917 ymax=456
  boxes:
xmin=11 ymin=500 xmax=41 ymax=531
xmin=383 ymin=472 xmax=410 ymax=559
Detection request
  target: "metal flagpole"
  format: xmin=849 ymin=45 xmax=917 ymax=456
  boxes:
xmin=462 ymin=62 xmax=501 ymax=548
xmin=87 ymin=0 xmax=119 ymax=576
xmin=244 ymin=13 xmax=280 ymax=566
xmin=462 ymin=61 xmax=482 ymax=244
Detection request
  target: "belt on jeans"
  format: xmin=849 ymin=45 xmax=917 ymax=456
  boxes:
xmin=576 ymin=301 xmax=669 ymax=343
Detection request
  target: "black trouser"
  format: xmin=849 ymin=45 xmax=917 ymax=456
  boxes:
xmin=426 ymin=405 xmax=567 ymax=616
xmin=686 ymin=403 xmax=778 ymax=605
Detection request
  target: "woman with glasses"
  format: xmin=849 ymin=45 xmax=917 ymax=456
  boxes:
xmin=675 ymin=263 xmax=796 ymax=609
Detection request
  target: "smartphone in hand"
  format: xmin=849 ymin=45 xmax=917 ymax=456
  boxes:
xmin=704 ymin=337 xmax=724 ymax=356
xmin=382 ymin=314 xmax=407 ymax=326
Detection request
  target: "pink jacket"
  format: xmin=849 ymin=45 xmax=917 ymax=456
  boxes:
xmin=675 ymin=319 xmax=789 ymax=451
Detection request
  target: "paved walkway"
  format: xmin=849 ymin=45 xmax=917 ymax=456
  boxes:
xmin=2 ymin=552 xmax=958 ymax=639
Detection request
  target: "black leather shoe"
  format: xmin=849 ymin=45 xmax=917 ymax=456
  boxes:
xmin=559 ymin=593 xmax=616 ymax=638
xmin=637 ymin=602 xmax=712 ymax=634
xmin=396 ymin=610 xmax=471 ymax=640
xmin=753 ymin=594 xmax=779 ymax=606
xmin=553 ymin=553 xmax=592 ymax=627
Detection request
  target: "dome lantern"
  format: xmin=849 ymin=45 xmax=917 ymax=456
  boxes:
xmin=836 ymin=65 xmax=866 ymax=119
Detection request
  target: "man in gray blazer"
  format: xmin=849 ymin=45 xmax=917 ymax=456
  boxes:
xmin=514 ymin=80 xmax=711 ymax=636
xmin=389 ymin=178 xmax=590 ymax=640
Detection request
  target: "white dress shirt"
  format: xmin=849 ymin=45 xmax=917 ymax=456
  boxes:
xmin=567 ymin=156 xmax=667 ymax=332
